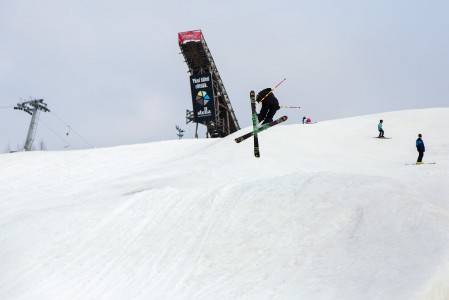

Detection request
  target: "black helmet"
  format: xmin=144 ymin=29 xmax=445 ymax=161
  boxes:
xmin=380 ymin=119 xmax=383 ymax=122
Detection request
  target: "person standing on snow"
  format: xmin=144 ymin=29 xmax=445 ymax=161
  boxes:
xmin=416 ymin=133 xmax=425 ymax=164
xmin=256 ymin=88 xmax=280 ymax=125
xmin=378 ymin=120 xmax=384 ymax=138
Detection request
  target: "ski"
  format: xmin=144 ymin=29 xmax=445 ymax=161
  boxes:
xmin=250 ymin=90 xmax=260 ymax=157
xmin=405 ymin=162 xmax=436 ymax=165
xmin=234 ymin=115 xmax=288 ymax=143
xmin=373 ymin=137 xmax=392 ymax=139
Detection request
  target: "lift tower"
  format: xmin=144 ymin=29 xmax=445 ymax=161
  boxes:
xmin=14 ymin=99 xmax=50 ymax=151
xmin=178 ymin=30 xmax=240 ymax=137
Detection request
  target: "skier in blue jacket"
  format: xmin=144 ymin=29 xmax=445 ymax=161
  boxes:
xmin=378 ymin=120 xmax=384 ymax=138
xmin=416 ymin=134 xmax=425 ymax=164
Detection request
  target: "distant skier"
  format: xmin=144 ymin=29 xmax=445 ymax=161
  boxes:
xmin=302 ymin=116 xmax=306 ymax=124
xmin=256 ymin=88 xmax=280 ymax=125
xmin=416 ymin=133 xmax=425 ymax=165
xmin=378 ymin=120 xmax=384 ymax=138
xmin=306 ymin=117 xmax=312 ymax=123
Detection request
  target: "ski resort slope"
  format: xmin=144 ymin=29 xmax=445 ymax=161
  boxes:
xmin=1 ymin=108 xmax=449 ymax=300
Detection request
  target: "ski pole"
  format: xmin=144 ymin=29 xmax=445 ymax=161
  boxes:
xmin=280 ymin=106 xmax=301 ymax=109
xmin=258 ymin=78 xmax=287 ymax=103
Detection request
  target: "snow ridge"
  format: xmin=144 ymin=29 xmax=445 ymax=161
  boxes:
xmin=1 ymin=108 xmax=449 ymax=300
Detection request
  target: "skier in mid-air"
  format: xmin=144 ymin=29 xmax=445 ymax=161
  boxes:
xmin=378 ymin=119 xmax=384 ymax=138
xmin=256 ymin=88 xmax=280 ymax=125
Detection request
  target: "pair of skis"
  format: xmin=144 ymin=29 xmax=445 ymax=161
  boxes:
xmin=234 ymin=115 xmax=288 ymax=144
xmin=234 ymin=90 xmax=288 ymax=157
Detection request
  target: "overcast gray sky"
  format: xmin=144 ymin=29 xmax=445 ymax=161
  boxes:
xmin=1 ymin=0 xmax=448 ymax=151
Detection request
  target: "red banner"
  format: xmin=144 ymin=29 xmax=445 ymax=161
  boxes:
xmin=178 ymin=30 xmax=203 ymax=43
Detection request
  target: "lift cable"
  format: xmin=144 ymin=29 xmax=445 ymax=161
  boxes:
xmin=38 ymin=118 xmax=72 ymax=149
xmin=50 ymin=110 xmax=95 ymax=149
xmin=0 ymin=104 xmax=15 ymax=109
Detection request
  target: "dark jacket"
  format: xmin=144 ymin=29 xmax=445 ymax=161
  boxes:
xmin=416 ymin=138 xmax=425 ymax=152
xmin=256 ymin=88 xmax=280 ymax=110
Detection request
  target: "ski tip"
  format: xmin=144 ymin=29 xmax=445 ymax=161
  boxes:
xmin=250 ymin=90 xmax=255 ymax=97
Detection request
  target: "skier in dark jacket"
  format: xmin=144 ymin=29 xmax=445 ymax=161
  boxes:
xmin=416 ymin=133 xmax=425 ymax=164
xmin=256 ymin=88 xmax=280 ymax=125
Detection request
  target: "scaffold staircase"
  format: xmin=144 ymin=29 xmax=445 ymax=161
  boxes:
xmin=178 ymin=30 xmax=240 ymax=137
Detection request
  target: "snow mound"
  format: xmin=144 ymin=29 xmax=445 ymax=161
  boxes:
xmin=1 ymin=108 xmax=449 ymax=300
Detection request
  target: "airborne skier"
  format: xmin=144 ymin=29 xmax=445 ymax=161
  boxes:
xmin=256 ymin=88 xmax=281 ymax=125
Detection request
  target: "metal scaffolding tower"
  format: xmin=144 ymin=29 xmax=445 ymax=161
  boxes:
xmin=179 ymin=30 xmax=240 ymax=137
xmin=14 ymin=99 xmax=50 ymax=151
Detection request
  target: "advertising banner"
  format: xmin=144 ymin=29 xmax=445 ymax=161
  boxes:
xmin=178 ymin=30 xmax=203 ymax=43
xmin=189 ymin=73 xmax=215 ymax=123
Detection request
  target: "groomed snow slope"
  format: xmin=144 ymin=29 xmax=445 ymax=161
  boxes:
xmin=1 ymin=108 xmax=449 ymax=300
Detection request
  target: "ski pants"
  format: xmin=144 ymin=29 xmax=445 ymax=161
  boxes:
xmin=417 ymin=150 xmax=424 ymax=163
xmin=258 ymin=105 xmax=279 ymax=124
xmin=378 ymin=130 xmax=384 ymax=137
